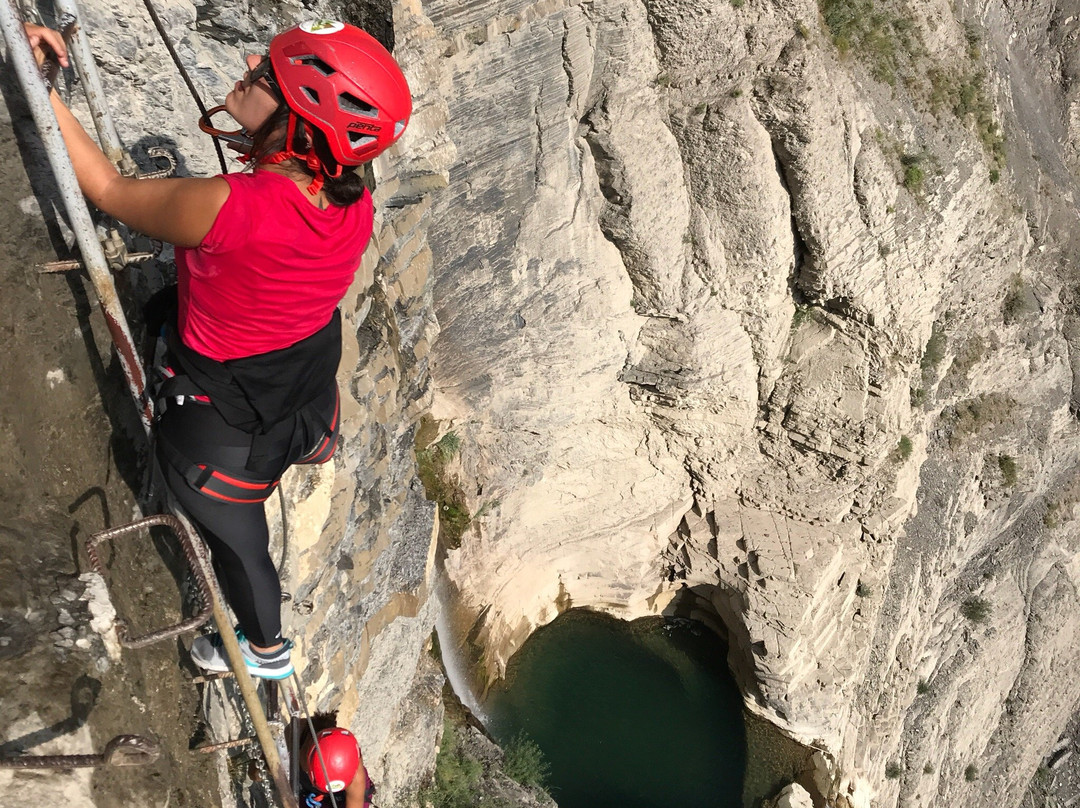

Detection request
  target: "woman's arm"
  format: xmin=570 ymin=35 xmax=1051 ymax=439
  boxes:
xmin=26 ymin=23 xmax=229 ymax=248
xmin=344 ymin=765 xmax=370 ymax=808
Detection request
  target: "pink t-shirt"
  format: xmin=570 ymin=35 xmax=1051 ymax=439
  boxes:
xmin=175 ymin=171 xmax=373 ymax=361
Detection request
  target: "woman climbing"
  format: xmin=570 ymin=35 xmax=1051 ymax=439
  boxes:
xmin=25 ymin=19 xmax=411 ymax=679
xmin=299 ymin=727 xmax=374 ymax=807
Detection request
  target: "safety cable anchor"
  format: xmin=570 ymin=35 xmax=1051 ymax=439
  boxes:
xmin=38 ymin=230 xmax=162 ymax=273
xmin=86 ymin=514 xmax=214 ymax=648
xmin=137 ymin=145 xmax=178 ymax=180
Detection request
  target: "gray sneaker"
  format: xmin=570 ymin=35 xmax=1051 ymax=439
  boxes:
xmin=190 ymin=630 xmax=294 ymax=680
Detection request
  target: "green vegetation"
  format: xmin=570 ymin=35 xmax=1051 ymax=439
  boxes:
xmin=901 ymin=153 xmax=926 ymax=193
xmin=437 ymin=431 xmax=462 ymax=458
xmin=730 ymin=87 xmax=744 ymax=98
xmin=1044 ymin=474 xmax=1080 ymax=528
xmin=795 ymin=19 xmax=810 ymax=39
xmin=998 ymin=454 xmax=1018 ymax=486
xmin=731 ymin=0 xmax=745 ymax=8
xmin=961 ymin=596 xmax=991 ymax=624
xmin=920 ymin=323 xmax=947 ymax=374
xmin=1026 ymin=765 xmax=1054 ymax=807
xmin=791 ymin=304 xmax=813 ymax=330
xmin=819 ymin=0 xmax=923 ymax=84
xmin=1003 ymin=274 xmax=1035 ymax=323
xmin=910 ymin=386 xmax=927 ymax=408
xmin=418 ymin=720 xmax=551 ymax=806
xmin=953 ymin=73 xmax=1006 ymax=167
xmin=420 ymin=719 xmax=483 ymax=808
xmin=896 ymin=435 xmax=913 ymax=462
xmin=917 ymin=678 xmax=930 ymax=694
xmin=941 ymin=393 xmax=1016 ymax=447
xmin=923 ymin=762 xmax=934 ymax=774
xmin=949 ymin=336 xmax=986 ymax=380
xmin=856 ymin=580 xmax=871 ymax=597
xmin=416 ymin=422 xmax=472 ymax=548
xmin=818 ymin=0 xmax=1006 ymax=167
xmin=964 ymin=764 xmax=979 ymax=782
xmin=502 ymin=732 xmax=551 ymax=789
xmin=885 ymin=761 xmax=903 ymax=779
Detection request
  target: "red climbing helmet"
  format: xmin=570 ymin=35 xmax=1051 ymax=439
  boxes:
xmin=305 ymin=728 xmax=361 ymax=793
xmin=269 ymin=19 xmax=412 ymax=166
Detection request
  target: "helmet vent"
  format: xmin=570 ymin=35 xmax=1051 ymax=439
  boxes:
xmin=394 ymin=120 xmax=406 ymax=137
xmin=293 ymin=55 xmax=335 ymax=76
xmin=347 ymin=131 xmax=377 ymax=148
xmin=301 ymin=86 xmax=320 ymax=104
xmin=338 ymin=92 xmax=378 ymax=118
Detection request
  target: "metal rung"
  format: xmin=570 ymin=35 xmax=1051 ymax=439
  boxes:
xmin=86 ymin=514 xmax=213 ymax=648
xmin=195 ymin=737 xmax=257 ymax=754
xmin=190 ymin=671 xmax=235 ymax=684
xmin=0 ymin=734 xmax=160 ymax=769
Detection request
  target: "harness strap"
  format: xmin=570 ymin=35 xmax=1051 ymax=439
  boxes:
xmin=157 ymin=432 xmax=279 ymax=504
xmin=297 ymin=388 xmax=340 ymax=465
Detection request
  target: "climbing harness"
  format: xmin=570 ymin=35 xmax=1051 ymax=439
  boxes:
xmin=0 ymin=5 xmax=315 ymax=806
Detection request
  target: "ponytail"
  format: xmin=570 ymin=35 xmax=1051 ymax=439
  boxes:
xmin=247 ymin=106 xmax=369 ymax=207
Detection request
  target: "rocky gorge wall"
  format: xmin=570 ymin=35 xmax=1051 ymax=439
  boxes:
xmin=420 ymin=0 xmax=1080 ymax=807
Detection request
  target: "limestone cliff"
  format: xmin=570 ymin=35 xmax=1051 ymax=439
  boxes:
xmin=422 ymin=0 xmax=1080 ymax=806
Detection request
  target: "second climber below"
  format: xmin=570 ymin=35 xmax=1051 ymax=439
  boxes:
xmin=26 ymin=18 xmax=412 ymax=679
xmin=299 ymin=727 xmax=374 ymax=807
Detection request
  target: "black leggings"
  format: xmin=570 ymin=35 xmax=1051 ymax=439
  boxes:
xmin=157 ymin=383 xmax=338 ymax=647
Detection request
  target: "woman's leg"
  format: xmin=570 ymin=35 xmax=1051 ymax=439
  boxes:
xmin=156 ymin=403 xmax=284 ymax=648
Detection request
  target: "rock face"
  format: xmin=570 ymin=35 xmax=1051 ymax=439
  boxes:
xmin=420 ymin=0 xmax=1080 ymax=807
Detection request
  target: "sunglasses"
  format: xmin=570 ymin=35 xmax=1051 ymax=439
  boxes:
xmin=242 ymin=55 xmax=283 ymax=98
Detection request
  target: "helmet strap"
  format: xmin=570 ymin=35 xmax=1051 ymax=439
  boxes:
xmin=257 ymin=111 xmax=326 ymax=195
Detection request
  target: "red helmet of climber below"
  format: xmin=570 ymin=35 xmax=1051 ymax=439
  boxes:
xmin=305 ymin=728 xmax=362 ymax=793
xmin=266 ymin=19 xmax=411 ymax=173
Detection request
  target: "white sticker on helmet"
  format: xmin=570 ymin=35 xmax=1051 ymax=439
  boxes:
xmin=329 ymin=780 xmax=347 ymax=791
xmin=301 ymin=19 xmax=345 ymax=35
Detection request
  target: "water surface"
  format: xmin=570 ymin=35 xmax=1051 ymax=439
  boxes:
xmin=485 ymin=609 xmax=748 ymax=808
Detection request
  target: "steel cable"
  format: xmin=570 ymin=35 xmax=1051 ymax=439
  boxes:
xmin=138 ymin=0 xmax=228 ymax=174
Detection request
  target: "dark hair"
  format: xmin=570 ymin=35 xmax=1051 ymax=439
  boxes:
xmin=249 ymin=106 xmax=368 ymax=207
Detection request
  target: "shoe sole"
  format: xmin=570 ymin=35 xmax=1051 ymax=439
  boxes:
xmin=247 ymin=664 xmax=295 ymax=680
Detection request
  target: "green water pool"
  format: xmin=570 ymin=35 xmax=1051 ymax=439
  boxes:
xmin=484 ymin=609 xmax=763 ymax=808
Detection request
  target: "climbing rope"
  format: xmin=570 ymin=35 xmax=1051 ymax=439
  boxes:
xmin=138 ymin=0 xmax=228 ymax=174
xmin=287 ymin=673 xmax=340 ymax=808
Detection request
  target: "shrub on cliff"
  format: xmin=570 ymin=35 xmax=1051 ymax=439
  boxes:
xmin=961 ymin=596 xmax=991 ymax=623
xmin=941 ymin=393 xmax=1017 ymax=447
xmin=421 ymin=719 xmax=483 ymax=808
xmin=502 ymin=732 xmax=551 ymax=790
xmin=416 ymin=423 xmax=472 ymax=548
